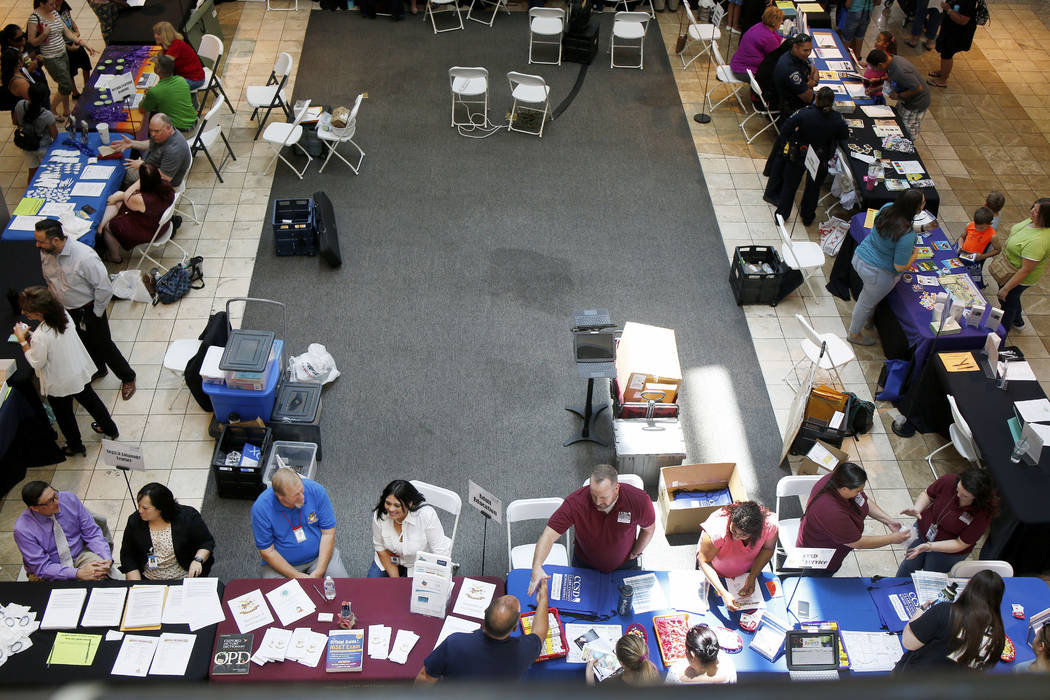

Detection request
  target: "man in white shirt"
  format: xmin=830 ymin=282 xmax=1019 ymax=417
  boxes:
xmin=34 ymin=219 xmax=136 ymax=400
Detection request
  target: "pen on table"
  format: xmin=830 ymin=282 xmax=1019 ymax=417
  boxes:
xmin=311 ymin=584 xmax=325 ymax=603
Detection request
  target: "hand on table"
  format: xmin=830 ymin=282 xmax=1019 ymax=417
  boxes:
xmin=527 ymin=566 xmax=547 ymax=596
xmin=720 ymin=591 xmax=741 ymax=612
xmin=737 ymin=576 xmax=757 ymax=597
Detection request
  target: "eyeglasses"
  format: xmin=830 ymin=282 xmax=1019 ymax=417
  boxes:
xmin=35 ymin=493 xmax=58 ymax=507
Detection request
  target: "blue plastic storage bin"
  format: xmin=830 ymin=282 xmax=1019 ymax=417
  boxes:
xmin=203 ymin=340 xmax=283 ymax=422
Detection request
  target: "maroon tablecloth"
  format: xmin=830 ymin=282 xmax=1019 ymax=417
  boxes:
xmin=211 ymin=576 xmax=505 ymax=683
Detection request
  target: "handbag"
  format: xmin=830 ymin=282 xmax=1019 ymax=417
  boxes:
xmin=675 ymin=11 xmax=688 ymax=54
xmin=988 ymin=238 xmax=1018 ymax=287
xmin=152 ymin=256 xmax=204 ymax=305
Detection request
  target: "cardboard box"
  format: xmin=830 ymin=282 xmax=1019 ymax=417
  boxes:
xmin=658 ymin=463 xmax=747 ymax=535
xmin=798 ymin=440 xmax=849 ymax=476
xmin=616 ymin=322 xmax=682 ymax=404
xmin=805 ymin=385 xmax=848 ymax=427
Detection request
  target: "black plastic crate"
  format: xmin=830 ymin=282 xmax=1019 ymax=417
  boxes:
xmin=211 ymin=424 xmax=273 ymax=499
xmin=272 ymin=198 xmax=317 ymax=256
xmin=729 ymin=245 xmax=787 ymax=306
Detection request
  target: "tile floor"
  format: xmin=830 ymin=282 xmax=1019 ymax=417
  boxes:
xmin=2 ymin=0 xmax=1049 ymax=582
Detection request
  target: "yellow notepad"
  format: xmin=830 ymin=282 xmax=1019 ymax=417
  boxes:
xmin=864 ymin=208 xmax=879 ymax=228
xmin=939 ymin=352 xmax=979 ymax=372
xmin=12 ymin=198 xmax=44 ymax=216
xmin=47 ymin=632 xmax=102 ymax=666
xmin=798 ymin=2 xmax=825 ymax=12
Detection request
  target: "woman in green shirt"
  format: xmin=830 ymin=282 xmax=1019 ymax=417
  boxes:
xmin=997 ymin=198 xmax=1050 ymax=339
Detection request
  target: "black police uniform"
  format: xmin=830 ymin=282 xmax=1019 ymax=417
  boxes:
xmin=773 ymin=51 xmax=813 ymax=123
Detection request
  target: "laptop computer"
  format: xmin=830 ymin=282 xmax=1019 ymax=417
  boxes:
xmin=785 ymin=629 xmax=841 ymax=681
xmin=574 ymin=329 xmax=617 ymax=378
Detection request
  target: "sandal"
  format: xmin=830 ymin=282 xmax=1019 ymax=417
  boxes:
xmin=928 ymin=71 xmax=942 ymax=78
xmin=927 ymin=78 xmax=948 ymax=88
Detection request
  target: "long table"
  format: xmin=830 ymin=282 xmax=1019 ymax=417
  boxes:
xmin=0 ymin=579 xmax=220 ymax=686
xmin=211 ymin=576 xmax=505 ymax=683
xmin=109 ymin=0 xmax=197 ymax=46
xmin=0 ymin=133 xmax=126 ymax=248
xmin=73 ymin=43 xmax=162 ymax=138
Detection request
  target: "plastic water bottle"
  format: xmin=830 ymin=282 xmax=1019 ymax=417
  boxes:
xmin=1010 ymin=438 xmax=1029 ymax=464
xmin=324 ymin=575 xmax=336 ymax=601
xmin=616 ymin=584 xmax=633 ymax=616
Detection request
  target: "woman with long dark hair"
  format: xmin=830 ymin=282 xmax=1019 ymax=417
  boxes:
xmin=120 ymin=482 xmax=215 ymax=580
xmin=696 ymin=500 xmax=778 ymax=610
xmin=12 ymin=286 xmax=118 ymax=456
xmin=96 ymin=161 xmax=175 ymax=264
xmin=897 ymin=467 xmax=998 ymax=577
xmin=0 ymin=24 xmax=42 ymax=110
xmin=847 ymin=189 xmax=925 ymax=345
xmin=996 ymin=198 xmax=1050 ymax=338
xmin=369 ymin=479 xmax=450 ymax=577
xmin=896 ymin=569 xmax=1006 ymax=671
xmin=14 ymin=80 xmax=57 ymax=182
xmin=665 ymin=624 xmax=737 ymax=684
xmin=797 ymin=462 xmax=910 ymax=576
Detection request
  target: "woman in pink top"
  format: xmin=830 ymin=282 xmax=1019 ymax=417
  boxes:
xmin=695 ymin=501 xmax=778 ymax=611
xmin=729 ymin=7 xmax=785 ymax=81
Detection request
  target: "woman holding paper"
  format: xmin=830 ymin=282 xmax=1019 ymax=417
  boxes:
xmin=896 ymin=468 xmax=997 ymax=577
xmin=695 ymin=501 xmax=778 ymax=611
xmin=121 ymin=482 xmax=215 ymax=580
xmin=995 ymin=198 xmax=1050 ymax=338
xmin=369 ymin=480 xmax=450 ymax=577
xmin=797 ymin=462 xmax=910 ymax=576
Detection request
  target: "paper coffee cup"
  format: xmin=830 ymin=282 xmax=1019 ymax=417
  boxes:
xmin=97 ymin=122 xmax=110 ymax=145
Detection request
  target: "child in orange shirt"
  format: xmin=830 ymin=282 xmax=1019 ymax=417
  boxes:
xmin=959 ymin=206 xmax=1001 ymax=288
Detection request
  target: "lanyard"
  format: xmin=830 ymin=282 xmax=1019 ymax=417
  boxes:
xmin=281 ymin=508 xmax=302 ymax=530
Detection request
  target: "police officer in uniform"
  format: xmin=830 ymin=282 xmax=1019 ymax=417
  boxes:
xmin=772 ymin=33 xmax=817 ymax=124
xmin=763 ymin=87 xmax=849 ymax=226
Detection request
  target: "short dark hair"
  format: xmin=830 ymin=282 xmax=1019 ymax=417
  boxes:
xmin=815 ymin=86 xmax=835 ymax=110
xmin=810 ymin=462 xmax=868 ymax=507
xmin=973 ymin=206 xmax=994 ymax=227
xmin=985 ymin=191 xmax=1005 ymax=212
xmin=35 ymin=218 xmax=65 ymax=240
xmin=21 ymin=480 xmax=50 ymax=507
xmin=373 ymin=480 xmax=426 ymax=521
xmin=154 ymin=55 xmax=175 ymax=78
xmin=866 ymin=49 xmax=888 ymax=66
xmin=792 ymin=33 xmax=812 ymax=46
xmin=137 ymin=482 xmax=180 ymax=522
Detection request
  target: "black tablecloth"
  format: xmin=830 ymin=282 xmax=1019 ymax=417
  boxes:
xmin=0 ymin=580 xmax=220 ymax=685
xmin=109 ymin=0 xmax=197 ymax=45
xmin=844 ymin=113 xmax=941 ymax=216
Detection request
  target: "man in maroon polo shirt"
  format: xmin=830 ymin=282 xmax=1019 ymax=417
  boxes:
xmin=527 ymin=465 xmax=656 ymax=595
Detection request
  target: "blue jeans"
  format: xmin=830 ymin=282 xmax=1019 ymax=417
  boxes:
xmin=999 ymin=283 xmax=1028 ymax=342
xmin=911 ymin=2 xmax=942 ymax=41
xmin=185 ymin=77 xmax=207 ymax=91
xmin=366 ymin=561 xmax=407 ymax=577
xmin=849 ymin=253 xmax=901 ymax=336
xmin=895 ymin=533 xmax=967 ymax=577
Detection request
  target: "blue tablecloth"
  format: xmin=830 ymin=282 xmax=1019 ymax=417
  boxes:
xmin=0 ymin=134 xmax=126 ymax=248
xmin=848 ymin=211 xmax=1004 ymax=375
xmin=506 ymin=569 xmax=789 ymax=680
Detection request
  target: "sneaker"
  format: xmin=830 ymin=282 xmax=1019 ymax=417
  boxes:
xmin=1014 ymin=317 xmax=1025 ymax=329
xmin=848 ymin=333 xmax=877 ymax=346
xmin=170 ymin=215 xmax=182 ymax=237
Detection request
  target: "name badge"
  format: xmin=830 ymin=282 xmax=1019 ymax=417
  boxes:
xmin=617 ymin=511 xmax=631 ymax=524
xmin=146 ymin=553 xmax=159 ymax=570
xmin=854 ymin=494 xmax=866 ymax=507
xmin=926 ymin=524 xmax=938 ymax=542
xmin=959 ymin=512 xmax=973 ymax=525
xmin=292 ymin=526 xmax=307 ymax=543
xmin=390 ymin=555 xmax=401 ymax=565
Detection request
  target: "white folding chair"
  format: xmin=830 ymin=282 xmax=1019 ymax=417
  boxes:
xmin=425 ymin=0 xmax=464 ymax=34
xmin=616 ymin=0 xmax=654 ymax=19
xmin=467 ymin=0 xmax=509 ymax=26
xmin=246 ymin=52 xmax=293 ymax=140
xmin=528 ymin=7 xmax=565 ymax=66
xmin=740 ymin=68 xmax=779 ymax=144
xmin=681 ymin=2 xmax=723 ymax=69
xmin=777 ymin=213 xmax=826 ymax=297
xmin=261 ymin=99 xmax=313 ymax=179
xmin=162 ymin=338 xmax=201 ymax=409
xmin=133 ymin=195 xmax=188 ymax=272
xmin=949 ymin=560 xmax=1013 ymax=579
xmin=787 ymin=313 xmax=856 ymax=391
xmin=191 ymin=95 xmax=236 ymax=183
xmin=507 ymin=71 xmax=551 ymax=138
xmin=611 ymin=12 xmax=649 ymax=70
xmin=173 ymin=150 xmax=199 ymax=223
xmin=449 ymin=66 xmax=490 ymax=128
xmin=410 ymin=480 xmax=462 ymax=560
xmin=506 ymin=497 xmax=568 ymax=573
xmin=924 ymin=394 xmax=981 ymax=478
xmin=707 ymin=42 xmax=747 ymax=113
xmin=774 ymin=474 xmax=822 ymax=573
xmin=195 ymin=34 xmax=234 ymax=116
xmin=317 ymin=94 xmax=366 ymax=174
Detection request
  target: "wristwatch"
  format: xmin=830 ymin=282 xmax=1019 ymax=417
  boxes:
xmin=193 ymin=556 xmax=204 ymax=564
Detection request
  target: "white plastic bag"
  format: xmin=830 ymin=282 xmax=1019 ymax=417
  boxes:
xmin=288 ymin=343 xmax=340 ymax=384
xmin=110 ymin=269 xmax=153 ymax=303
xmin=819 ymin=216 xmax=849 ymax=256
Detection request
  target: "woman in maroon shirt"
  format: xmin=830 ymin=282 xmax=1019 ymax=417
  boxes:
xmin=797 ymin=462 xmax=910 ymax=576
xmin=896 ymin=468 xmax=997 ymax=577
xmin=153 ymin=21 xmax=204 ymax=91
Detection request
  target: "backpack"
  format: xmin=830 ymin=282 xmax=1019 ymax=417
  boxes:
xmin=151 ymin=256 xmax=204 ymax=304
xmin=974 ymin=0 xmax=989 ymax=25
xmin=844 ymin=393 xmax=875 ymax=436
xmin=14 ymin=118 xmax=40 ymax=151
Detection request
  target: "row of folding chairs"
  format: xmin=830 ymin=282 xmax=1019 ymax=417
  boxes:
xmin=450 ymin=67 xmax=553 ymax=138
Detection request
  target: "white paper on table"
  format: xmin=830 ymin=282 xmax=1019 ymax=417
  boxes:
xmin=284 ymin=627 xmax=313 ymax=661
xmin=41 ymin=588 xmax=87 ymax=630
xmin=48 ymin=149 xmax=80 ymax=158
xmin=825 ymin=60 xmax=854 ymax=71
xmin=368 ymin=624 xmax=391 ymax=659
xmin=839 ymin=630 xmax=904 ymax=672
xmin=726 ymin=574 xmax=766 ymax=610
xmin=81 ymin=587 xmax=127 ymax=627
xmin=1001 ymin=360 xmax=1037 ymax=382
xmin=813 ymin=32 xmax=837 ymax=47
xmin=892 ymin=160 xmax=925 ymax=175
xmin=622 ymin=572 xmax=669 ymax=614
xmin=917 ymin=275 xmax=940 ymax=286
xmin=38 ymin=202 xmax=75 ymax=216
xmin=816 ymin=47 xmax=843 ymax=59
xmin=105 ymin=630 xmax=124 ymax=642
xmin=80 ymin=164 xmax=116 ymax=180
xmin=665 ymin=570 xmax=711 ymax=614
xmin=265 ymin=579 xmax=316 ymax=627
xmin=820 ymin=82 xmax=847 ymax=95
xmin=227 ymin=589 xmax=274 ymax=634
xmin=1015 ymin=398 xmax=1050 ymax=423
xmin=873 ymin=123 xmax=904 ymax=137
xmin=8 ymin=215 xmax=46 ymax=231
xmin=160 ymin=586 xmax=187 ymax=625
xmin=844 ymin=82 xmax=868 ymax=98
xmin=257 ymin=627 xmax=292 ymax=662
xmin=148 ymin=632 xmax=196 ymax=676
xmin=123 ymin=585 xmax=165 ymax=629
xmin=70 ymin=181 xmax=106 ymax=197
xmin=387 ymin=629 xmax=419 ymax=664
xmin=850 ymin=151 xmax=875 ymax=164
xmin=433 ymin=616 xmax=480 ymax=651
xmin=563 ymin=623 xmax=622 ymax=664
xmin=451 ymin=578 xmax=496 ymax=620
xmin=861 ymin=104 xmax=896 ymax=118
xmin=295 ymin=630 xmax=327 ymax=668
xmin=111 ymin=634 xmax=160 ymax=677
xmin=94 ymin=75 xmax=113 ymax=90
xmin=183 ymin=577 xmax=225 ymax=631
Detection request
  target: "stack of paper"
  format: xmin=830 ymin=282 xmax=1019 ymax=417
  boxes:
xmin=433 ymin=616 xmax=479 ymax=650
xmin=368 ymin=624 xmax=392 ymax=659
xmin=227 ymin=589 xmax=274 ymax=634
xmin=285 ymin=627 xmax=327 ymax=668
xmin=253 ymin=627 xmax=292 ymax=665
xmin=622 ymin=573 xmax=669 ymax=613
xmin=81 ymin=587 xmax=127 ymax=628
xmin=387 ymin=630 xmax=419 ymax=664
xmin=265 ymin=580 xmax=315 ymax=627
xmin=148 ymin=632 xmax=197 ymax=676
xmin=161 ymin=586 xmax=187 ymax=625
xmin=121 ymin=586 xmax=165 ymax=630
xmin=665 ymin=571 xmax=710 ymax=614
xmin=1015 ymin=398 xmax=1050 ymax=424
xmin=42 ymin=589 xmax=88 ymax=630
xmin=47 ymin=632 xmax=102 ymax=666
xmin=840 ymin=630 xmax=904 ymax=672
xmin=564 ymin=623 xmax=622 ymax=664
xmin=183 ymin=577 xmax=225 ymax=631
xmin=726 ymin=574 xmax=766 ymax=610
xmin=112 ymin=634 xmax=160 ymax=677
xmin=451 ymin=579 xmax=496 ymax=620
xmin=411 ymin=551 xmax=453 ymax=618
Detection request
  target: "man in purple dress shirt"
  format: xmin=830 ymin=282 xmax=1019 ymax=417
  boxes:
xmin=13 ymin=481 xmax=113 ymax=581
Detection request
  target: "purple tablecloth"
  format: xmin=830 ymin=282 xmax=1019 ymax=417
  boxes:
xmin=848 ymin=212 xmax=1005 ymax=375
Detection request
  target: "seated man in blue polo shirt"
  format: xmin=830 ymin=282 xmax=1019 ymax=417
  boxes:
xmin=250 ymin=468 xmax=348 ymax=578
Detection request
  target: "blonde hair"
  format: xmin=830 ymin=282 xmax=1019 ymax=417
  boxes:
xmin=152 ymin=21 xmax=182 ymax=48
xmin=762 ymin=6 xmax=785 ymax=29
xmin=615 ymin=635 xmax=659 ymax=685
